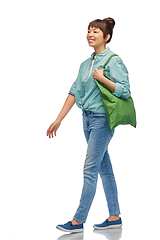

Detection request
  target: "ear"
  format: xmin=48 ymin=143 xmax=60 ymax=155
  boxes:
xmin=105 ymin=34 xmax=110 ymax=43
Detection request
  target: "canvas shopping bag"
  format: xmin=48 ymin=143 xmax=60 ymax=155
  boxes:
xmin=95 ymin=54 xmax=137 ymax=130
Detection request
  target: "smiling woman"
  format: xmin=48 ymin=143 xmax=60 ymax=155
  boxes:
xmin=86 ymin=19 xmax=117 ymax=92
xmin=87 ymin=27 xmax=110 ymax=55
xmin=87 ymin=18 xmax=115 ymax=56
xmin=88 ymin=18 xmax=115 ymax=42
xmin=47 ymin=17 xmax=130 ymax=233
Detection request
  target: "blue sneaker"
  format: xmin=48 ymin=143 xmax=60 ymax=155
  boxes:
xmin=93 ymin=218 xmax=122 ymax=230
xmin=56 ymin=221 xmax=83 ymax=233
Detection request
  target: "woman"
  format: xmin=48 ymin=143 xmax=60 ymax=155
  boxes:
xmin=47 ymin=18 xmax=130 ymax=233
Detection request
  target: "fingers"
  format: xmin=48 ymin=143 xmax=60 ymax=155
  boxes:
xmin=47 ymin=126 xmax=55 ymax=138
xmin=93 ymin=68 xmax=104 ymax=81
xmin=93 ymin=68 xmax=98 ymax=78
xmin=47 ymin=123 xmax=54 ymax=137
xmin=93 ymin=68 xmax=97 ymax=74
xmin=46 ymin=121 xmax=60 ymax=138
xmin=47 ymin=130 xmax=54 ymax=138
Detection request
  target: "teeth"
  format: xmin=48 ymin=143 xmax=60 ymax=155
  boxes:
xmin=89 ymin=39 xmax=94 ymax=41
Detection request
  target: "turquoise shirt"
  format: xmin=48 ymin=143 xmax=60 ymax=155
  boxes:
xmin=69 ymin=47 xmax=131 ymax=113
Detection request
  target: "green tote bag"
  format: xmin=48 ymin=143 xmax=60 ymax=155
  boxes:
xmin=95 ymin=54 xmax=137 ymax=130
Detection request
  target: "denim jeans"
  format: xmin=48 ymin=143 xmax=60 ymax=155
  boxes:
xmin=73 ymin=111 xmax=120 ymax=223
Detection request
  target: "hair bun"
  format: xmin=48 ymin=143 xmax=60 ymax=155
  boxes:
xmin=103 ymin=17 xmax=115 ymax=30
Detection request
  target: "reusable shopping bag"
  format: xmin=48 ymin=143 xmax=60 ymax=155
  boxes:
xmin=95 ymin=54 xmax=137 ymax=130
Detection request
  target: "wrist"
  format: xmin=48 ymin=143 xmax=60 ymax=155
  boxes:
xmin=100 ymin=76 xmax=116 ymax=93
xmin=99 ymin=75 xmax=107 ymax=84
xmin=56 ymin=117 xmax=62 ymax=123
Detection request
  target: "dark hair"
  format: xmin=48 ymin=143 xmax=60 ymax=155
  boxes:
xmin=88 ymin=18 xmax=115 ymax=43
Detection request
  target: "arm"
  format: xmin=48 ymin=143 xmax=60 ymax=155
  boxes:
xmin=47 ymin=94 xmax=75 ymax=138
xmin=93 ymin=58 xmax=130 ymax=99
xmin=56 ymin=94 xmax=75 ymax=122
xmin=110 ymin=59 xmax=131 ymax=99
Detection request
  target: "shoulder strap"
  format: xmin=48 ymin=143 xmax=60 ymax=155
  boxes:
xmin=101 ymin=54 xmax=118 ymax=69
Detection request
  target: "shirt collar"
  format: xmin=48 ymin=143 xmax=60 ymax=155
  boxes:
xmin=91 ymin=47 xmax=111 ymax=60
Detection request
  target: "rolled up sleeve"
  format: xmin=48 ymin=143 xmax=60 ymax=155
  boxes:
xmin=69 ymin=81 xmax=76 ymax=96
xmin=68 ymin=63 xmax=83 ymax=96
xmin=110 ymin=58 xmax=131 ymax=99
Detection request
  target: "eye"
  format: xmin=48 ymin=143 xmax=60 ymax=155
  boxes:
xmin=94 ymin=31 xmax=98 ymax=33
xmin=88 ymin=30 xmax=90 ymax=33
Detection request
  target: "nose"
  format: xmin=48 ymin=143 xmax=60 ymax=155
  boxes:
xmin=88 ymin=33 xmax=93 ymax=39
xmin=88 ymin=31 xmax=93 ymax=37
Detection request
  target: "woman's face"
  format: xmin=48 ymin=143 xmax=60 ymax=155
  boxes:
xmin=87 ymin=27 xmax=108 ymax=49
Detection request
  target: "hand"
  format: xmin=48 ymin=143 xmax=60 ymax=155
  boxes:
xmin=47 ymin=120 xmax=61 ymax=138
xmin=93 ymin=68 xmax=104 ymax=82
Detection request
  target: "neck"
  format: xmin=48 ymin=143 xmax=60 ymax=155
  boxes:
xmin=94 ymin=45 xmax=106 ymax=55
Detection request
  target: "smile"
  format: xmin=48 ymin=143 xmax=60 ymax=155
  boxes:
xmin=88 ymin=39 xmax=95 ymax=42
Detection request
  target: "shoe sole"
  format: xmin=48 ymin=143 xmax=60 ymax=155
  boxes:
xmin=56 ymin=225 xmax=83 ymax=233
xmin=93 ymin=224 xmax=122 ymax=230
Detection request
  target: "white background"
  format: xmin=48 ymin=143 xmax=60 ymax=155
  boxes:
xmin=0 ymin=0 xmax=160 ymax=239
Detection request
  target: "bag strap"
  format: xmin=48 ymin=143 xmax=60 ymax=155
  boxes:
xmin=101 ymin=54 xmax=118 ymax=79
xmin=101 ymin=54 xmax=118 ymax=69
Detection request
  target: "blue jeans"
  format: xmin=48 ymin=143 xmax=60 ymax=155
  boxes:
xmin=73 ymin=111 xmax=120 ymax=223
